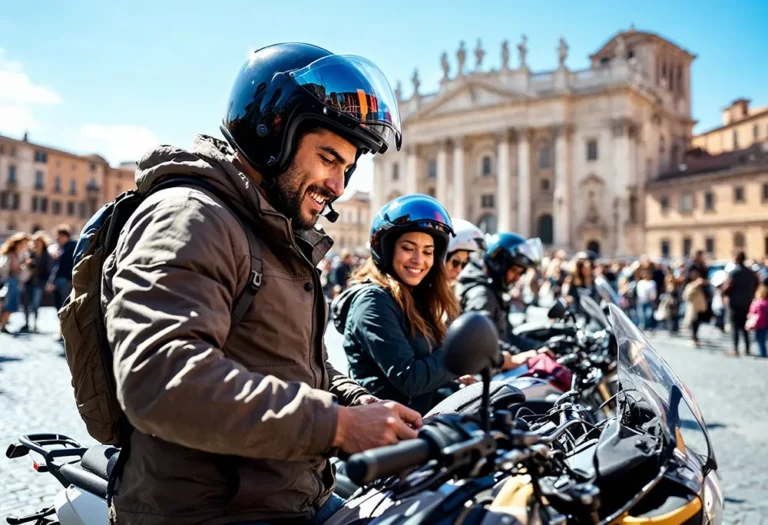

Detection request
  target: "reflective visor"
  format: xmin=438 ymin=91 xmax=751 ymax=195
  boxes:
xmin=375 ymin=194 xmax=454 ymax=237
xmin=290 ymin=55 xmax=402 ymax=151
xmin=517 ymin=238 xmax=544 ymax=265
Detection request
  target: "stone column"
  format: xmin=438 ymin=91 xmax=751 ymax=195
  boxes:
xmin=553 ymin=124 xmax=573 ymax=248
xmin=516 ymin=128 xmax=532 ymax=236
xmin=405 ymin=145 xmax=419 ymax=195
xmin=611 ymin=118 xmax=633 ymax=255
xmin=452 ymin=137 xmax=466 ymax=218
xmin=496 ymin=130 xmax=512 ymax=232
xmin=436 ymin=140 xmax=450 ymax=209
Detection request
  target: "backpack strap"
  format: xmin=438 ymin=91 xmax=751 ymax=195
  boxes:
xmin=146 ymin=177 xmax=263 ymax=339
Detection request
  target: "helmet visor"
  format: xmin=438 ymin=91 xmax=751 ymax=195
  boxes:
xmin=516 ymin=238 xmax=544 ymax=266
xmin=375 ymin=195 xmax=454 ymax=238
xmin=291 ymin=54 xmax=403 ymax=152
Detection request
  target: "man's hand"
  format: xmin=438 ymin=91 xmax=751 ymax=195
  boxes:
xmin=501 ymin=350 xmax=542 ymax=370
xmin=458 ymin=375 xmax=478 ymax=385
xmin=333 ymin=401 xmax=423 ymax=454
xmin=355 ymin=395 xmax=381 ymax=406
xmin=536 ymin=346 xmax=556 ymax=359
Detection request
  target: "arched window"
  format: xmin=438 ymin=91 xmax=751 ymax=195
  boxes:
xmin=537 ymin=214 xmax=553 ymax=245
xmin=477 ymin=214 xmax=497 ymax=235
xmin=481 ymin=155 xmax=492 ymax=176
xmin=586 ymin=240 xmax=601 ymax=256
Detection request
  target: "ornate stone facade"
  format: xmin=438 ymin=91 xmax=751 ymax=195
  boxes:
xmin=373 ymin=28 xmax=696 ymax=256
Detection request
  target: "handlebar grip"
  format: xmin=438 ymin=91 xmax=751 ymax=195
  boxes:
xmin=345 ymin=439 xmax=431 ymax=486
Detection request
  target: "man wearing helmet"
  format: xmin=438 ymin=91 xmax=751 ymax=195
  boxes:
xmin=103 ymin=43 xmax=420 ymax=524
xmin=456 ymin=233 xmax=547 ymax=357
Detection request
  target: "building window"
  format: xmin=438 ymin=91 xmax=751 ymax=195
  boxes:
xmin=671 ymin=143 xmax=680 ymax=166
xmin=0 ymin=144 xmax=4 ymax=155
xmin=755 ymin=124 xmax=761 ymax=140
xmin=660 ymin=196 xmax=669 ymax=213
xmin=427 ymin=159 xmax=437 ymax=179
xmin=79 ymin=202 xmax=88 ymax=218
xmin=705 ymin=237 xmax=715 ymax=255
xmin=541 ymin=179 xmax=550 ymax=191
xmin=392 ymin=163 xmax=399 ymax=181
xmin=661 ymin=240 xmax=670 ymax=258
xmin=67 ymin=201 xmax=75 ymax=216
xmin=538 ymin=145 xmax=551 ymax=169
xmin=680 ymin=193 xmax=693 ymax=213
xmin=90 ymin=163 xmax=97 ymax=173
xmin=10 ymin=146 xmax=16 ymax=157
xmin=764 ymin=183 xmax=768 ymax=201
xmin=8 ymin=165 xmax=16 ymax=184
xmin=40 ymin=197 xmax=48 ymax=214
xmin=734 ymin=232 xmax=745 ymax=249
xmin=481 ymin=156 xmax=492 ymax=176
xmin=733 ymin=130 xmax=739 ymax=149
xmin=481 ymin=194 xmax=495 ymax=208
xmin=734 ymin=186 xmax=745 ymax=203
xmin=35 ymin=171 xmax=44 ymax=190
xmin=54 ymin=176 xmax=61 ymax=193
xmin=683 ymin=237 xmax=692 ymax=258
xmin=704 ymin=191 xmax=714 ymax=211
xmin=70 ymin=180 xmax=77 ymax=195
xmin=586 ymin=139 xmax=598 ymax=161
xmin=53 ymin=201 xmax=61 ymax=215
xmin=32 ymin=196 xmax=39 ymax=212
xmin=34 ymin=150 xmax=47 ymax=163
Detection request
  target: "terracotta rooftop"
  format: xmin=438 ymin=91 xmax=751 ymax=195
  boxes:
xmin=655 ymin=142 xmax=768 ymax=181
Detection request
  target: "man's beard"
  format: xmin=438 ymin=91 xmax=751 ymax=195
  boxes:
xmin=268 ymin=161 xmax=335 ymax=231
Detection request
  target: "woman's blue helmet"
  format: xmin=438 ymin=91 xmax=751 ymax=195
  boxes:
xmin=370 ymin=194 xmax=454 ymax=271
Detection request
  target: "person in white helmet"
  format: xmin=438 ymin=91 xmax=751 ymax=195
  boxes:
xmin=445 ymin=218 xmax=486 ymax=286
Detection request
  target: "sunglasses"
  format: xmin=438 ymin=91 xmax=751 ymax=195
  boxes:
xmin=449 ymin=258 xmax=469 ymax=270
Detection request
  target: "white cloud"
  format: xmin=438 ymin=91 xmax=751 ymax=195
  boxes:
xmin=78 ymin=124 xmax=159 ymax=165
xmin=0 ymin=49 xmax=61 ymax=136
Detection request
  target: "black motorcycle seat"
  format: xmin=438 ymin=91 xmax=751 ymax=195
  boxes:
xmin=58 ymin=445 xmax=120 ymax=499
xmin=81 ymin=445 xmax=120 ymax=480
xmin=425 ymin=381 xmax=525 ymax=419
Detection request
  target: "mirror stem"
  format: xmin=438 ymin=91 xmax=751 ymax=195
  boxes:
xmin=480 ymin=368 xmax=492 ymax=432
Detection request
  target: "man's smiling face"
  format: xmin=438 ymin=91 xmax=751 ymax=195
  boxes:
xmin=273 ymin=128 xmax=357 ymax=230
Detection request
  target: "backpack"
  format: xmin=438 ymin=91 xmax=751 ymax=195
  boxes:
xmin=59 ymin=176 xmax=264 ymax=447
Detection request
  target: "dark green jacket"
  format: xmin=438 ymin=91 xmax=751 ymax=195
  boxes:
xmin=332 ymin=284 xmax=456 ymax=414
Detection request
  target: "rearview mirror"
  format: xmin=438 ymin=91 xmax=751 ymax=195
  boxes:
xmin=547 ymin=298 xmax=568 ymax=320
xmin=443 ymin=312 xmax=500 ymax=376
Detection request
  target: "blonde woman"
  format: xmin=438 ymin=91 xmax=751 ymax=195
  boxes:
xmin=0 ymin=232 xmax=30 ymax=333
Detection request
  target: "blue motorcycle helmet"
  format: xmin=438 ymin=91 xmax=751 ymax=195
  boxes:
xmin=484 ymin=233 xmax=544 ymax=285
xmin=370 ymin=194 xmax=454 ymax=273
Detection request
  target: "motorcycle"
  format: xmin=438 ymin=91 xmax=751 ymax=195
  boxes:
xmin=327 ymin=307 xmax=723 ymax=524
xmin=5 ymin=308 xmax=722 ymax=525
xmin=514 ymin=276 xmax=620 ymax=343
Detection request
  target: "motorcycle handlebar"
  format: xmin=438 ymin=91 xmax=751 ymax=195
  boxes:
xmin=345 ymin=416 xmax=478 ymax=486
xmin=345 ymin=439 xmax=431 ymax=486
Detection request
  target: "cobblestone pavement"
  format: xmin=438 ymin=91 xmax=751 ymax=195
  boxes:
xmin=2 ymin=307 xmax=767 ymax=523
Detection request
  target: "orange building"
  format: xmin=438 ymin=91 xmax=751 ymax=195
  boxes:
xmin=0 ymin=132 xmax=137 ymax=241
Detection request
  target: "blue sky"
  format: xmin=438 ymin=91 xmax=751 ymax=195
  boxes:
xmin=1 ymin=0 xmax=765 ymax=196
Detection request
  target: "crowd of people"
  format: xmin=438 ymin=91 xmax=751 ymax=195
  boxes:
xmin=0 ymin=224 xmax=76 ymax=336
xmin=322 ymin=243 xmax=768 ymax=359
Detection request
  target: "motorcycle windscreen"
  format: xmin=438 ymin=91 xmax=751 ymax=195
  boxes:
xmin=607 ymin=304 xmax=716 ymax=471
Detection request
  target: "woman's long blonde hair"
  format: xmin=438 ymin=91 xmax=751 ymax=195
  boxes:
xmin=0 ymin=232 xmax=28 ymax=256
xmin=350 ymin=250 xmax=460 ymax=346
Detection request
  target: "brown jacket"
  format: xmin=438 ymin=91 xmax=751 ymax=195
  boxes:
xmin=102 ymin=135 xmax=369 ymax=525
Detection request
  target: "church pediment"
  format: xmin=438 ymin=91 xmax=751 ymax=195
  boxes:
xmin=406 ymin=80 xmax=528 ymax=121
